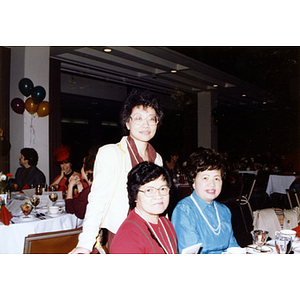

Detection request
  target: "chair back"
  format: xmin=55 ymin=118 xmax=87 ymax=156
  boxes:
xmin=255 ymin=170 xmax=270 ymax=190
xmin=24 ymin=227 xmax=82 ymax=254
xmin=286 ymin=189 xmax=300 ymax=209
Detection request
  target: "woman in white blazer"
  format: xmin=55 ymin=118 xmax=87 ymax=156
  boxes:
xmin=70 ymin=90 xmax=164 ymax=254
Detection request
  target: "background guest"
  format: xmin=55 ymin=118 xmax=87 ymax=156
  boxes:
xmin=171 ymin=147 xmax=239 ymax=254
xmin=70 ymin=89 xmax=164 ymax=254
xmin=65 ymin=150 xmax=97 ymax=219
xmin=110 ymin=162 xmax=177 ymax=254
xmin=164 ymin=148 xmax=181 ymax=180
xmin=14 ymin=148 xmax=46 ymax=191
xmin=50 ymin=145 xmax=87 ymax=195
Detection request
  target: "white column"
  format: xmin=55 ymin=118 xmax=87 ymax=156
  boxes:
xmin=10 ymin=46 xmax=50 ymax=183
xmin=197 ymin=91 xmax=218 ymax=150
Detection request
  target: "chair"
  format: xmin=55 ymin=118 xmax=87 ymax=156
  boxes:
xmin=23 ymin=227 xmax=83 ymax=254
xmin=239 ymin=177 xmax=256 ymax=219
xmin=218 ymin=176 xmax=251 ymax=233
xmin=252 ymin=170 xmax=270 ymax=209
xmin=286 ymin=189 xmax=300 ymax=209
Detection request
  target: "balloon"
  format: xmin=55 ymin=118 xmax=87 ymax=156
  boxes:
xmin=31 ymin=86 xmax=46 ymax=103
xmin=25 ymin=97 xmax=38 ymax=114
xmin=37 ymin=101 xmax=50 ymax=117
xmin=11 ymin=98 xmax=25 ymax=114
xmin=18 ymin=78 xmax=34 ymax=97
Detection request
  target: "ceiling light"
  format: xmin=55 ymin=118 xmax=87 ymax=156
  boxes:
xmin=263 ymin=101 xmax=267 ymax=105
xmin=242 ymin=94 xmax=246 ymax=97
xmin=171 ymin=70 xmax=177 ymax=73
xmin=103 ymin=48 xmax=112 ymax=53
xmin=213 ymin=84 xmax=218 ymax=88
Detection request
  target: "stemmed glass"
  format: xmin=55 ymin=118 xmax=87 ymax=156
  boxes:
xmin=20 ymin=202 xmax=33 ymax=218
xmin=49 ymin=193 xmax=58 ymax=206
xmin=251 ymin=230 xmax=269 ymax=252
xmin=30 ymin=196 xmax=40 ymax=214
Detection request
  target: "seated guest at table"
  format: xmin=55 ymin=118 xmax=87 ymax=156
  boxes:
xmin=14 ymin=148 xmax=46 ymax=191
xmin=110 ymin=162 xmax=178 ymax=254
xmin=50 ymin=145 xmax=87 ymax=196
xmin=164 ymin=149 xmax=181 ymax=176
xmin=65 ymin=151 xmax=97 ymax=219
xmin=171 ymin=147 xmax=239 ymax=254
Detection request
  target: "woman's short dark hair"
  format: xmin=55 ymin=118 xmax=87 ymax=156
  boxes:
xmin=185 ymin=148 xmax=227 ymax=188
xmin=127 ymin=162 xmax=172 ymax=210
xmin=120 ymin=89 xmax=164 ymax=134
xmin=83 ymin=154 xmax=96 ymax=182
xmin=21 ymin=148 xmax=38 ymax=166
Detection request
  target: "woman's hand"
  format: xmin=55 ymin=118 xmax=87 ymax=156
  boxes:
xmin=69 ymin=247 xmax=91 ymax=254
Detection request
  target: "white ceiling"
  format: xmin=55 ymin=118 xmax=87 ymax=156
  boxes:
xmin=50 ymin=46 xmax=279 ymax=111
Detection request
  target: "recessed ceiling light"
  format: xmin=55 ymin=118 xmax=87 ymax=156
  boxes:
xmin=242 ymin=94 xmax=246 ymax=97
xmin=263 ymin=101 xmax=267 ymax=105
xmin=213 ymin=84 xmax=218 ymax=88
xmin=171 ymin=70 xmax=177 ymax=73
xmin=103 ymin=48 xmax=112 ymax=53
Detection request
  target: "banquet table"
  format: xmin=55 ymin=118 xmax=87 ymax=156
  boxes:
xmin=0 ymin=195 xmax=82 ymax=254
xmin=265 ymin=174 xmax=298 ymax=196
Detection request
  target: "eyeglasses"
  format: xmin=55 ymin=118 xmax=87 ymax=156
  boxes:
xmin=130 ymin=114 xmax=158 ymax=126
xmin=138 ymin=186 xmax=170 ymax=197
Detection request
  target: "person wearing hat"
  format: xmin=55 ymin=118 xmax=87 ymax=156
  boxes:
xmin=50 ymin=145 xmax=88 ymax=196
xmin=14 ymin=148 xmax=46 ymax=191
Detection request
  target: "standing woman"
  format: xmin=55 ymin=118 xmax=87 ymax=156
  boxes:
xmin=70 ymin=90 xmax=164 ymax=254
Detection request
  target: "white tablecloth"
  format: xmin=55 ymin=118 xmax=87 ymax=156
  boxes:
xmin=0 ymin=199 xmax=83 ymax=254
xmin=238 ymin=170 xmax=258 ymax=176
xmin=265 ymin=174 xmax=297 ymax=195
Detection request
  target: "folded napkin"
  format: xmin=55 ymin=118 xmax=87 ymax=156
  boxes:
xmin=0 ymin=206 xmax=13 ymax=226
xmin=292 ymin=225 xmax=300 ymax=237
xmin=20 ymin=184 xmax=30 ymax=193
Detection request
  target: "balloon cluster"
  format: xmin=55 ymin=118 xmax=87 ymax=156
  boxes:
xmin=11 ymin=78 xmax=50 ymax=117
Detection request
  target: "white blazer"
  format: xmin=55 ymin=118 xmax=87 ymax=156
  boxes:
xmin=77 ymin=136 xmax=163 ymax=251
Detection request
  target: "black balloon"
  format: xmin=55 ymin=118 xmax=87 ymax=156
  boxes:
xmin=31 ymin=86 xmax=46 ymax=103
xmin=18 ymin=78 xmax=34 ymax=97
xmin=11 ymin=98 xmax=25 ymax=114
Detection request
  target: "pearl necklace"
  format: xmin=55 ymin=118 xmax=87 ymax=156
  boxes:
xmin=135 ymin=208 xmax=175 ymax=254
xmin=190 ymin=195 xmax=221 ymax=235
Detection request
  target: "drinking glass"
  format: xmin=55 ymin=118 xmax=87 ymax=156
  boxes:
xmin=251 ymin=230 xmax=269 ymax=252
xmin=30 ymin=196 xmax=40 ymax=213
xmin=20 ymin=202 xmax=33 ymax=218
xmin=49 ymin=193 xmax=58 ymax=206
xmin=275 ymin=233 xmax=292 ymax=254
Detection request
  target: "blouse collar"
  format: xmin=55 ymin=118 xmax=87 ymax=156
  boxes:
xmin=191 ymin=190 xmax=215 ymax=211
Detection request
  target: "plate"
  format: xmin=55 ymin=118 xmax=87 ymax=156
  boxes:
xmin=18 ymin=214 xmax=36 ymax=221
xmin=246 ymin=244 xmax=273 ymax=254
xmin=12 ymin=194 xmax=26 ymax=200
xmin=45 ymin=211 xmax=63 ymax=217
xmin=37 ymin=206 xmax=48 ymax=213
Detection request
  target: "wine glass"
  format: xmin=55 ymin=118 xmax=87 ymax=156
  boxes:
xmin=20 ymin=202 xmax=33 ymax=218
xmin=49 ymin=193 xmax=58 ymax=206
xmin=30 ymin=196 xmax=40 ymax=214
xmin=251 ymin=230 xmax=269 ymax=252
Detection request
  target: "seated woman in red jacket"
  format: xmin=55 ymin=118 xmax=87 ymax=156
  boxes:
xmin=50 ymin=145 xmax=87 ymax=196
xmin=110 ymin=162 xmax=178 ymax=254
xmin=65 ymin=153 xmax=96 ymax=219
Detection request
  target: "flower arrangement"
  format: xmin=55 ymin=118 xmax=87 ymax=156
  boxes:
xmin=0 ymin=172 xmax=13 ymax=194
